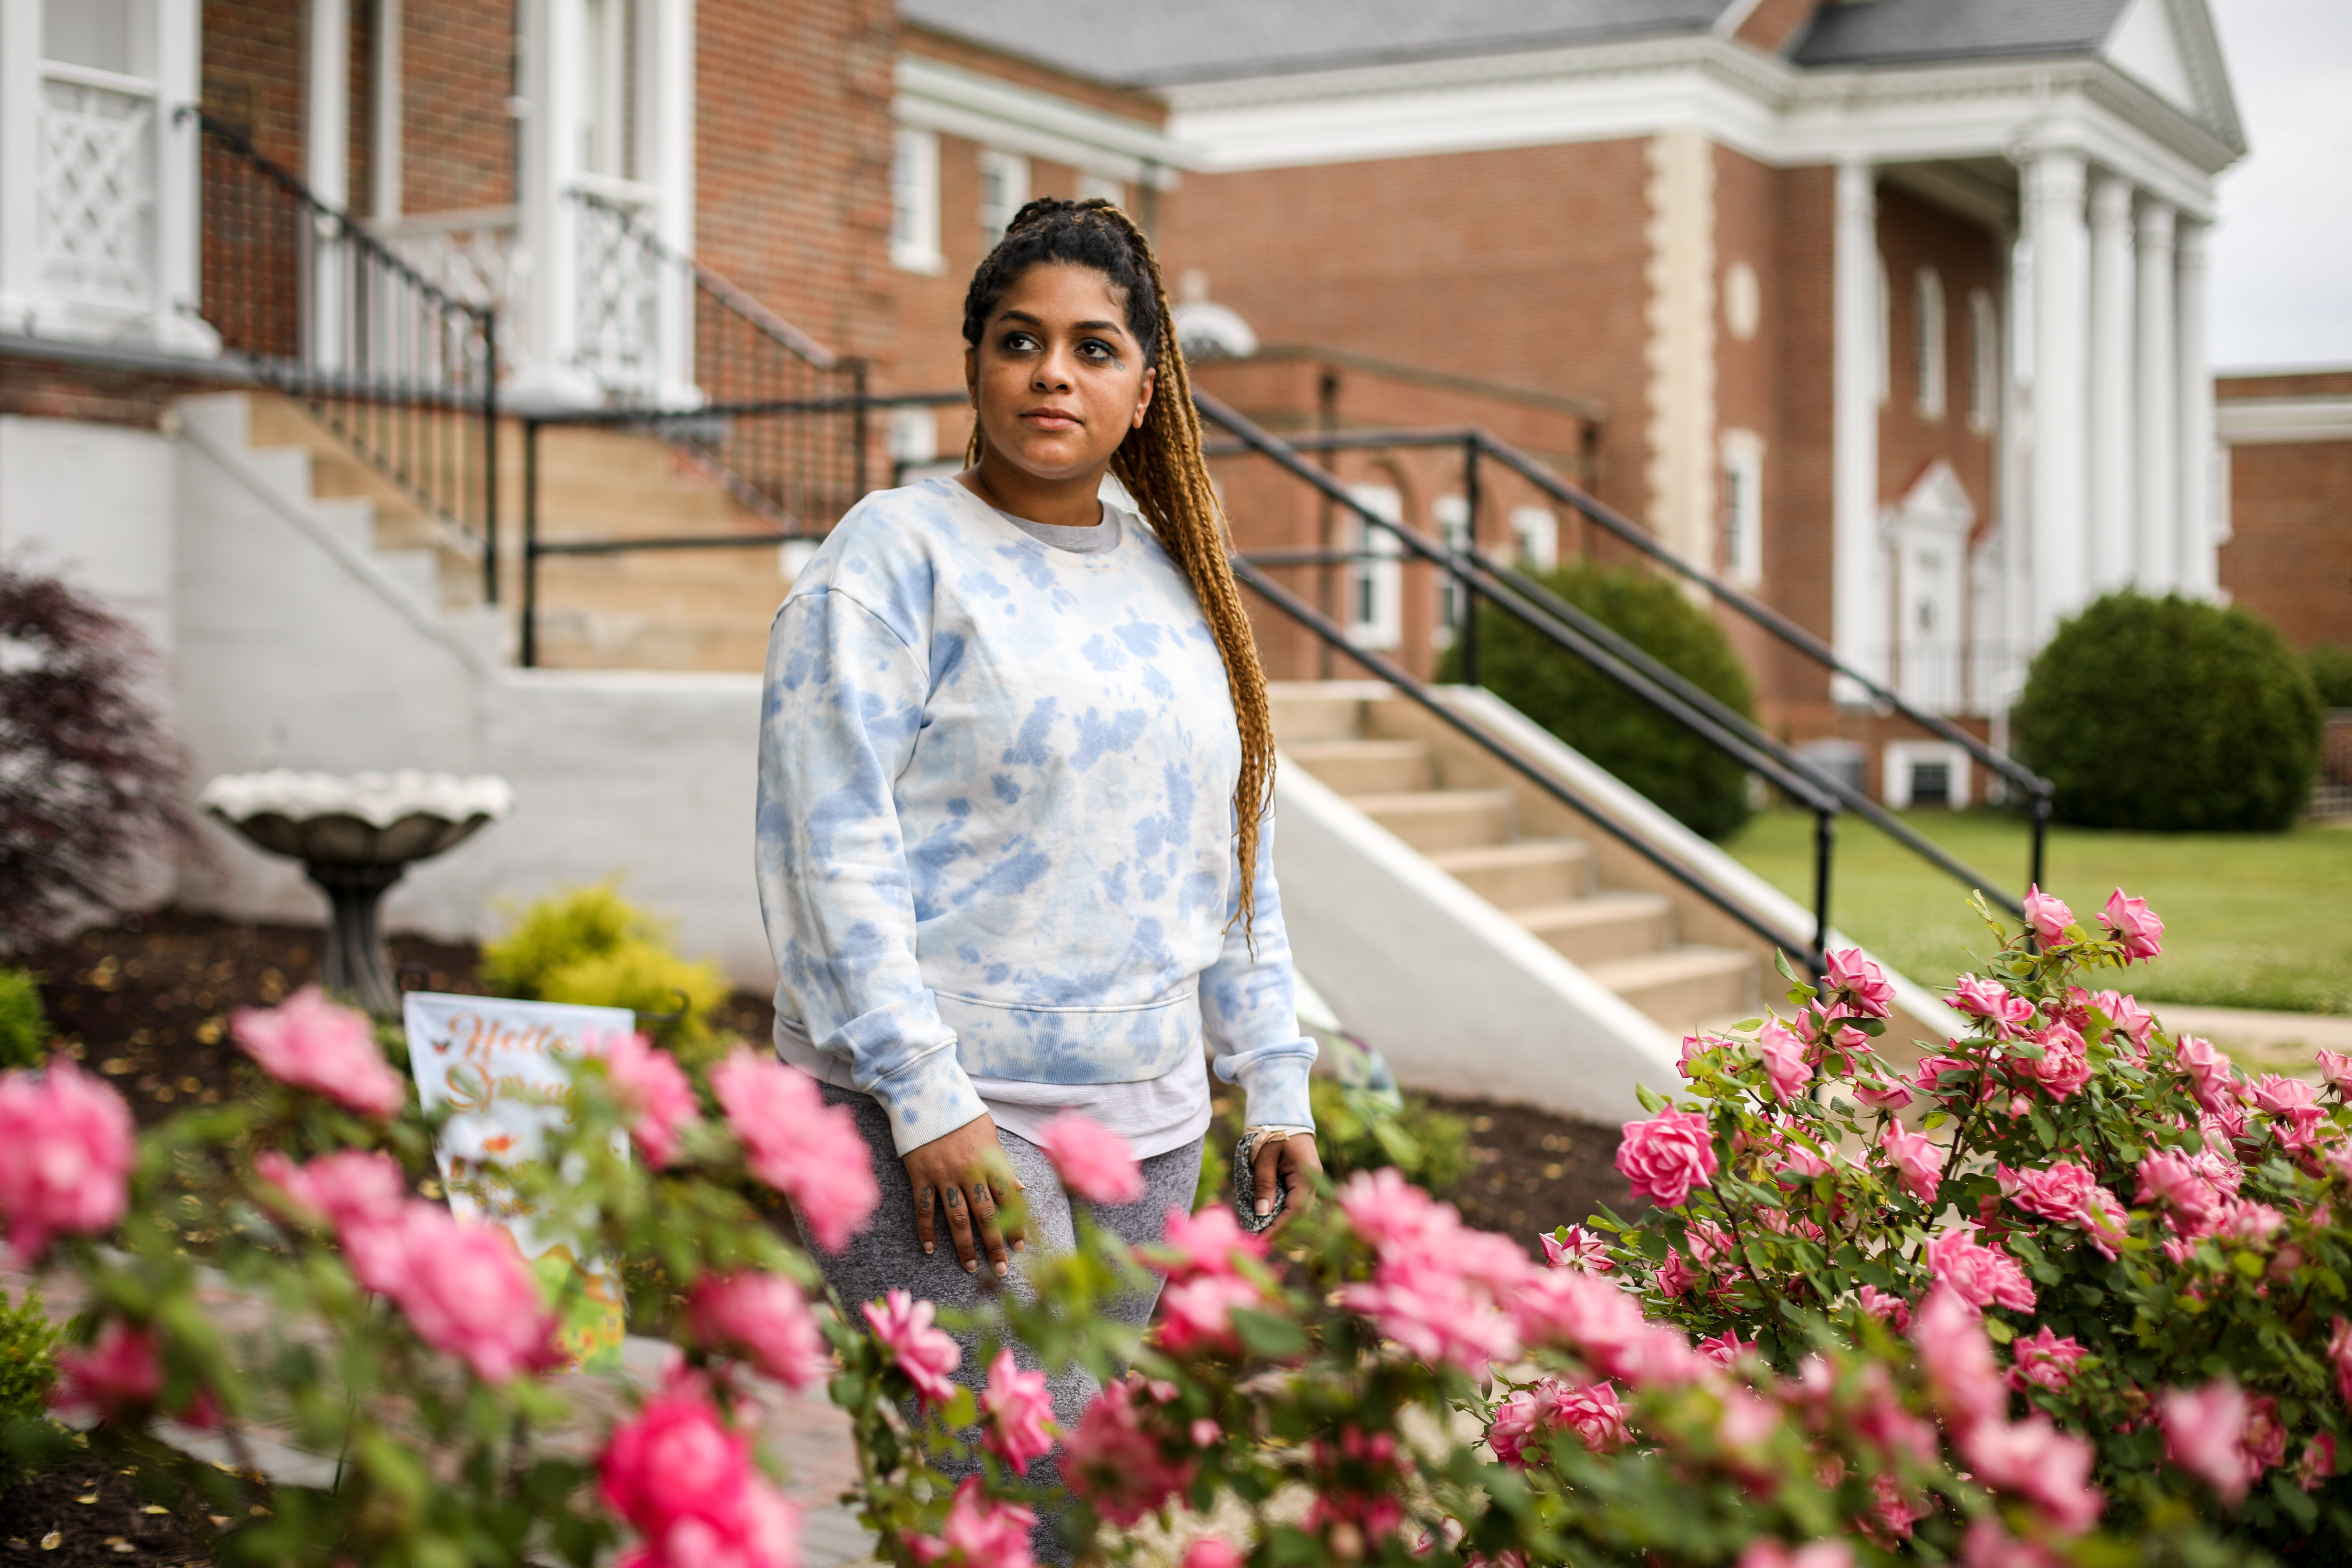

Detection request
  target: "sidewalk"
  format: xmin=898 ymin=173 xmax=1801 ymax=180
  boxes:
xmin=2153 ymin=1003 xmax=2352 ymax=1075
xmin=0 ymin=1262 xmax=876 ymax=1567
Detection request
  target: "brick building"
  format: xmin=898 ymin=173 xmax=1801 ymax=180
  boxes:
xmin=2216 ymin=370 xmax=2352 ymax=654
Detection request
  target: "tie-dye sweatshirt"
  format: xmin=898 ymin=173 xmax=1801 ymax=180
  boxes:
xmin=756 ymin=476 xmax=1317 ymax=1156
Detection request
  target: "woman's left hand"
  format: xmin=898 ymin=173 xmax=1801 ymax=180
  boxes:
xmin=1252 ymin=1132 xmax=1323 ymax=1237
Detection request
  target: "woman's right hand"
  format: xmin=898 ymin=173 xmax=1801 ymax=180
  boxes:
xmin=903 ymin=1114 xmax=1026 ymax=1277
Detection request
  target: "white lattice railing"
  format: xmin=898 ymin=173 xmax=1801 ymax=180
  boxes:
xmin=36 ymin=61 xmax=158 ymax=318
xmin=376 ymin=205 xmax=530 ymax=372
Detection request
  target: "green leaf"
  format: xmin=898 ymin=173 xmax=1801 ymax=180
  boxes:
xmin=1982 ymin=1316 xmax=2015 ymax=1344
xmin=1230 ymin=1307 xmax=1308 ymax=1359
xmin=1636 ymin=1084 xmax=1666 ymax=1114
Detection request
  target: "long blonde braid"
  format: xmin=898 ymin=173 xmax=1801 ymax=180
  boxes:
xmin=960 ymin=198 xmax=1276 ymax=941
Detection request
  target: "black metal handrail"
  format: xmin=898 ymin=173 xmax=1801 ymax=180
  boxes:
xmin=1200 ymin=398 xmax=2039 ymax=921
xmin=189 ymin=110 xmax=498 ymax=603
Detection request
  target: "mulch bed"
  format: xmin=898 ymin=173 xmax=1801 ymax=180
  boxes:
xmin=1427 ymin=1093 xmax=1645 ymax=1248
xmin=0 ymin=1461 xmax=208 ymax=1567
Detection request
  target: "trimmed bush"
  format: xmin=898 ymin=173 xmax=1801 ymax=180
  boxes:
xmin=1442 ymin=560 xmax=1759 ymax=839
xmin=2014 ymin=591 xmax=2323 ymax=831
xmin=480 ymin=883 xmax=728 ymax=1068
xmin=2309 ymin=642 xmax=2352 ymax=708
xmin=0 ymin=1287 xmax=60 ymax=1488
xmin=0 ymin=969 xmax=46 ymax=1070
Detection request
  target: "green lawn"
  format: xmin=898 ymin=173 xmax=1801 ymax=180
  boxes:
xmin=1720 ymin=809 xmax=2352 ymax=1016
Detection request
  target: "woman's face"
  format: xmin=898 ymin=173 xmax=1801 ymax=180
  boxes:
xmin=965 ymin=262 xmax=1156 ymax=486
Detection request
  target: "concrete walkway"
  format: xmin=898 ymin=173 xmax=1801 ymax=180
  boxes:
xmin=2153 ymin=1003 xmax=2352 ymax=1074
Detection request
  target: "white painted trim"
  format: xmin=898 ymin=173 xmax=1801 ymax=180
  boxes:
xmin=372 ymin=0 xmax=402 ymax=220
xmin=2214 ymin=398 xmax=2352 ymax=445
xmin=889 ymin=127 xmax=945 ymax=274
xmin=1832 ymin=160 xmax=1883 ymax=697
xmin=306 ymin=0 xmax=351 ymax=209
xmin=894 ymin=56 xmax=1192 ymax=187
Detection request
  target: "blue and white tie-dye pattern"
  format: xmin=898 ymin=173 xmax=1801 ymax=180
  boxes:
xmin=756 ymin=477 xmax=1317 ymax=1156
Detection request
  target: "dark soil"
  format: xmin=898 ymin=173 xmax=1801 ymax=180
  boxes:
xmin=1423 ymin=1092 xmax=1646 ymax=1249
xmin=0 ymin=1461 xmax=207 ymax=1567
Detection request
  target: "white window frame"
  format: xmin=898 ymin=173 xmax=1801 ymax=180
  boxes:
xmin=1431 ymin=493 xmax=1471 ymax=648
xmin=1508 ymin=506 xmax=1558 ymax=572
xmin=977 ymin=149 xmax=1029 ymax=239
xmin=889 ymin=127 xmax=943 ymax=274
xmin=1345 ymin=485 xmax=1404 ymax=651
xmin=1076 ymin=171 xmax=1125 ymax=208
xmin=1914 ymin=266 xmax=1947 ymax=419
xmin=1967 ymin=287 xmax=1998 ymax=433
xmin=1720 ymin=428 xmax=1765 ymax=587
xmin=1882 ymin=741 xmax=1971 ymax=809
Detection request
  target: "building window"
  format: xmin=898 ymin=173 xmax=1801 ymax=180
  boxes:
xmin=1077 ymin=171 xmax=1125 ymax=208
xmin=1914 ymin=267 xmax=1947 ymax=419
xmin=1967 ymin=287 xmax=1998 ymax=433
xmin=889 ymin=128 xmax=942 ymax=274
xmin=1720 ymin=429 xmax=1765 ymax=586
xmin=978 ymin=149 xmax=1029 ymax=239
xmin=1509 ymin=507 xmax=1558 ymax=572
xmin=1345 ymin=486 xmax=1404 ymax=650
xmin=1432 ymin=493 xmax=1471 ymax=646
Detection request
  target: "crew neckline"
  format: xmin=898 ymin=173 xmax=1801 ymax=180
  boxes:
xmin=938 ymin=476 xmax=1132 ymax=567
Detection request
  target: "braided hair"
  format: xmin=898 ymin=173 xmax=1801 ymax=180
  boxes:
xmin=961 ymin=197 xmax=1275 ymax=941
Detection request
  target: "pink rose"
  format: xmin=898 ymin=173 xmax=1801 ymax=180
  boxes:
xmin=1678 ymin=1032 xmax=1729 ymax=1078
xmin=1853 ymin=1078 xmax=1915 ymax=1112
xmin=978 ymin=1348 xmax=1056 ymax=1475
xmin=2137 ymin=1148 xmax=2224 ymax=1236
xmin=909 ymin=1476 xmax=1036 ymax=1568
xmin=1826 ymin=949 xmax=1895 ymax=1019
xmin=600 ymin=1374 xmax=801 ymax=1568
xmin=1870 ymin=1472 xmax=1925 ymax=1541
xmin=710 ymin=1051 xmax=879 ymax=1252
xmin=1997 ymin=1160 xmax=2098 ymax=1225
xmin=231 ymin=986 xmax=405 ymax=1118
xmin=590 ymin=1031 xmax=699 ymax=1168
xmin=687 ymin=1272 xmax=828 ymax=1390
xmin=1149 ymin=1203 xmax=1266 ymax=1280
xmin=1960 ymin=1415 xmax=2102 ymax=1533
xmin=2218 ymin=1200 xmax=2284 ymax=1245
xmin=861 ymin=1289 xmax=961 ymax=1406
xmin=2022 ymin=885 xmax=2075 ymax=945
xmin=2175 ymin=1035 xmax=2242 ymax=1114
xmin=254 ymin=1149 xmax=406 ymax=1231
xmin=2162 ymin=1379 xmax=2254 ymax=1502
xmin=1654 ymin=1248 xmax=1699 ymax=1297
xmin=1952 ymin=977 xmax=2034 ymax=1036
xmin=49 ymin=1320 xmax=162 ymax=1423
xmin=1738 ymin=1541 xmax=1854 ymax=1568
xmin=1540 ymin=1224 xmax=1614 ymax=1272
xmin=1065 ymin=1378 xmax=1196 ymax=1527
xmin=2024 ymin=1022 xmax=2091 ymax=1099
xmin=2091 ymin=990 xmax=2157 ymax=1058
xmin=1878 ymin=1119 xmax=1946 ymax=1204
xmin=0 ymin=1060 xmax=134 ymax=1263
xmin=1925 ymin=1226 xmax=2035 ymax=1313
xmin=1754 ymin=1020 xmax=1812 ymax=1102
xmin=1341 ymin=1252 xmax=1521 ymax=1375
xmin=2101 ymin=888 xmax=2165 ymax=961
xmin=1158 ymin=1272 xmax=1264 ymax=1356
xmin=1856 ymin=1285 xmax=1912 ymax=1332
xmin=1914 ymin=1287 xmax=2005 ymax=1432
xmin=2320 ymin=1051 xmax=2352 ymax=1099
xmin=1182 ymin=1542 xmax=1244 ymax=1568
xmin=1036 ymin=1112 xmax=1145 ymax=1205
xmin=1556 ymin=1379 xmax=1631 ymax=1453
xmin=388 ymin=1207 xmax=561 ymax=1383
xmin=1335 ymin=1167 xmax=1459 ymax=1252
xmin=1615 ymin=1108 xmax=1719 ymax=1208
xmin=2331 ymin=1316 xmax=2352 ymax=1406
xmin=2252 ymin=1074 xmax=2327 ymax=1150
xmin=2005 ymin=1325 xmax=2089 ymax=1392
xmin=2302 ymin=1433 xmax=2338 ymax=1492
xmin=1696 ymin=1329 xmax=1752 ymax=1368
xmin=1487 ymin=1385 xmax=1548 ymax=1467
xmin=1911 ymin=1053 xmax=1976 ymax=1099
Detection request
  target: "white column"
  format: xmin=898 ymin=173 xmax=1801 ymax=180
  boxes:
xmin=371 ymin=0 xmax=402 ymax=220
xmin=2133 ymin=197 xmax=2177 ymax=594
xmin=306 ymin=0 xmax=351 ymax=368
xmin=0 ymin=2 xmax=48 ymax=330
xmin=2086 ymin=171 xmax=2134 ymax=593
xmin=2025 ymin=149 xmax=2090 ymax=645
xmin=2174 ymin=218 xmax=2218 ymax=598
xmin=514 ymin=0 xmax=597 ymax=405
xmin=1831 ymin=158 xmax=1884 ymax=699
xmin=641 ymin=0 xmax=697 ymax=403
xmin=152 ymin=0 xmax=215 ymax=354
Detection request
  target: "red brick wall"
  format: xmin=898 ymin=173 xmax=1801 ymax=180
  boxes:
xmin=2220 ymin=438 xmax=2352 ymax=650
xmin=0 ymin=359 xmax=215 ymax=430
xmin=1875 ymin=183 xmax=1999 ymax=528
xmin=397 ymin=0 xmax=515 ymax=214
xmin=1735 ymin=0 xmax=1824 ymax=53
xmin=201 ymin=0 xmax=304 ymax=169
xmin=1158 ymin=140 xmax=1654 ymax=522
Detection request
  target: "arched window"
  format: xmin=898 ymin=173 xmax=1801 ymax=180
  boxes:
xmin=1967 ymin=287 xmax=1998 ymax=432
xmin=1914 ymin=267 xmax=1947 ymax=419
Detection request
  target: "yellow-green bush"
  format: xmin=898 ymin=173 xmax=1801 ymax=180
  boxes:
xmin=0 ymin=1287 xmax=60 ymax=1486
xmin=480 ymin=883 xmax=729 ymax=1069
xmin=0 ymin=968 xmax=47 ymax=1070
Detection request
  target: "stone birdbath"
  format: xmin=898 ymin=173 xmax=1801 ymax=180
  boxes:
xmin=199 ymin=770 xmax=514 ymax=1016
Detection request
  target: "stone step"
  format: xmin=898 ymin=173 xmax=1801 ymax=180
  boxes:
xmin=1585 ymin=947 xmax=1756 ymax=1031
xmin=1513 ymin=891 xmax=1675 ymax=966
xmin=528 ymin=611 xmax=774 ymax=672
xmin=1283 ymin=738 xmax=1433 ymax=795
xmin=1269 ymin=685 xmax=1366 ymax=742
xmin=1347 ymin=788 xmax=1514 ymax=854
xmin=1425 ymin=839 xmax=1592 ymax=909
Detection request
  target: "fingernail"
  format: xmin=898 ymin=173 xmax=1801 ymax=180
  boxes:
xmin=922 ymin=1244 xmax=934 ymax=1254
xmin=1255 ymin=1199 xmax=1271 ymax=1215
xmin=964 ymin=1261 xmax=977 ymax=1274
xmin=994 ymin=1262 xmax=1008 ymax=1277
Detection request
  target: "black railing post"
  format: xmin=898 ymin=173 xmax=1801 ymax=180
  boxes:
xmin=1812 ymin=809 xmax=1836 ymax=972
xmin=852 ymin=359 xmax=870 ymax=497
xmin=520 ymin=418 xmax=540 ymax=669
xmin=1459 ymin=433 xmax=1480 ymax=688
xmin=481 ymin=308 xmax=501 ymax=606
xmin=2030 ymin=791 xmax=2051 ymax=895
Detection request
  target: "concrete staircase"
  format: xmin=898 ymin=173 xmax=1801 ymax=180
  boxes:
xmin=237 ymin=394 xmax=795 ymax=671
xmin=1272 ymin=682 xmax=1759 ymax=1038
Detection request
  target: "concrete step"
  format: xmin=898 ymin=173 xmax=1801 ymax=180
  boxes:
xmin=1347 ymin=788 xmax=1513 ymax=854
xmin=1283 ymin=738 xmax=1433 ymax=795
xmin=1426 ymin=839 xmax=1591 ymax=910
xmin=1513 ymin=891 xmax=1674 ymax=966
xmin=1269 ymin=685 xmax=1366 ymax=742
xmin=529 ymin=611 xmax=774 ymax=672
xmin=1585 ymin=947 xmax=1756 ymax=1030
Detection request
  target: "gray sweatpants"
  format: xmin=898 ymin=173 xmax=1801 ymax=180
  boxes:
xmin=800 ymin=1083 xmax=1204 ymax=1556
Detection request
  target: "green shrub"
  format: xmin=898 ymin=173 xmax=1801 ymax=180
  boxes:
xmin=1442 ymin=560 xmax=1760 ymax=839
xmin=2013 ymin=592 xmax=2323 ymax=832
xmin=2309 ymin=642 xmax=2352 ymax=708
xmin=0 ymin=968 xmax=47 ymax=1070
xmin=480 ymin=883 xmax=729 ymax=1069
xmin=0 ymin=1288 xmax=61 ymax=1488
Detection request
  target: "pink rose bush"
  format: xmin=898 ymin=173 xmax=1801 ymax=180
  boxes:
xmin=1037 ymin=1110 xmax=1146 ymax=1204
xmin=231 ymin=983 xmax=407 ymax=1117
xmin=710 ymin=1049 xmax=879 ymax=1251
xmin=0 ymin=1057 xmax=133 ymax=1262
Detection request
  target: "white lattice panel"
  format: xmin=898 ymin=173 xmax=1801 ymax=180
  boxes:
xmin=573 ymin=197 xmax=662 ymax=398
xmin=38 ymin=77 xmax=157 ymax=309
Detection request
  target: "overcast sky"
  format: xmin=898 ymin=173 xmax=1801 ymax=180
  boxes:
xmin=2207 ymin=0 xmax=2352 ymax=370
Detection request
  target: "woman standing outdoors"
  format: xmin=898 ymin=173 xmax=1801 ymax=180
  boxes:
xmin=753 ymin=198 xmax=1323 ymax=1453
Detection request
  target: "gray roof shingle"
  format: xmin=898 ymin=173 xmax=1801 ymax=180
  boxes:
xmin=1789 ymin=0 xmax=2133 ymax=67
xmin=898 ymin=0 xmax=1732 ymax=88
